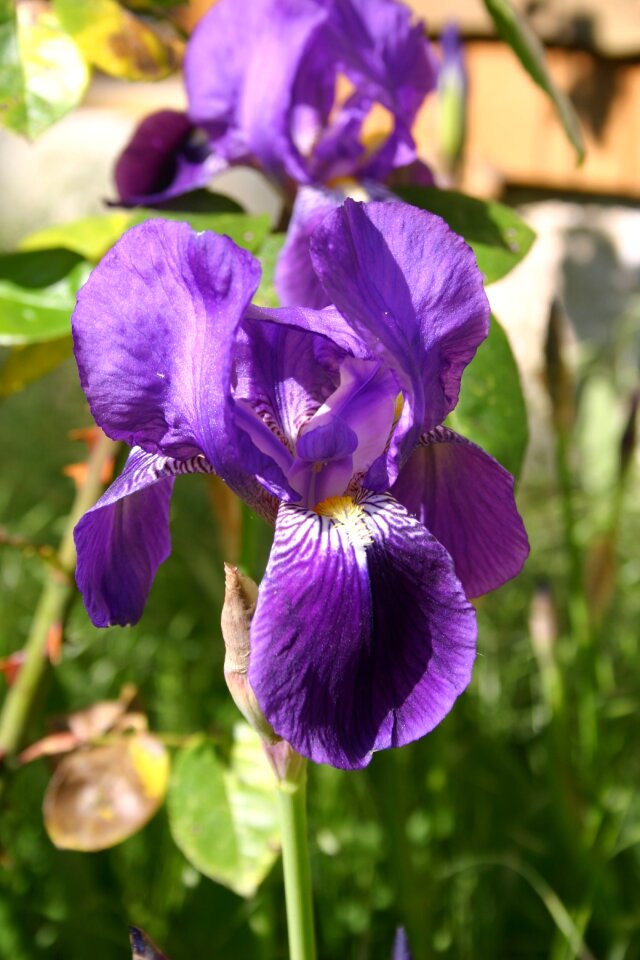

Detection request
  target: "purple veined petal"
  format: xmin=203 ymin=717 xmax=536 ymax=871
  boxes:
xmin=113 ymin=111 xmax=225 ymax=207
xmin=275 ymin=186 xmax=346 ymax=310
xmin=275 ymin=182 xmax=392 ymax=310
xmin=233 ymin=312 xmax=353 ymax=502
xmin=72 ymin=219 xmax=291 ymax=504
xmin=185 ymin=0 xmax=329 ymax=186
xmin=310 ymin=200 xmax=490 ymax=445
xmin=392 ymin=928 xmax=413 ymax=960
xmin=391 ymin=427 xmax=529 ymax=598
xmin=74 ymin=447 xmax=215 ymax=628
xmin=249 ymin=491 xmax=476 ymax=769
xmin=294 ymin=355 xmax=402 ymax=499
xmin=330 ymin=0 xmax=438 ymax=122
xmin=321 ymin=0 xmax=438 ymax=179
xmin=247 ymin=301 xmax=371 ymax=360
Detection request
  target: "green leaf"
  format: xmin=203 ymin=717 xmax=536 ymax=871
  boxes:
xmin=0 ymin=254 xmax=91 ymax=345
xmin=396 ymin=186 xmax=535 ymax=284
xmin=168 ymin=727 xmax=280 ymax=898
xmin=0 ymin=3 xmax=89 ymax=139
xmin=447 ymin=314 xmax=528 ymax=479
xmin=21 ymin=211 xmax=271 ymax=264
xmin=483 ymin=0 xmax=584 ymax=162
xmin=254 ymin=233 xmax=286 ymax=307
xmin=130 ymin=211 xmax=273 ymax=254
xmin=0 ymin=335 xmax=73 ymax=396
xmin=53 ymin=0 xmax=181 ymax=81
xmin=19 ymin=213 xmax=134 ymax=262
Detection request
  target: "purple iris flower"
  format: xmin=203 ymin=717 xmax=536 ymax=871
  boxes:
xmin=71 ymin=200 xmax=528 ymax=770
xmin=115 ymin=0 xmax=438 ymax=205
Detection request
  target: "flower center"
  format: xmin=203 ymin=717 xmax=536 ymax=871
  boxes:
xmin=314 ymin=495 xmax=373 ymax=548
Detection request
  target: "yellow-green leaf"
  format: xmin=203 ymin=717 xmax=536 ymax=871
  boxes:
xmin=168 ymin=726 xmax=280 ymax=898
xmin=0 ymin=336 xmax=73 ymax=397
xmin=53 ymin=0 xmax=181 ymax=81
xmin=20 ymin=213 xmax=134 ymax=262
xmin=0 ymin=3 xmax=89 ymax=139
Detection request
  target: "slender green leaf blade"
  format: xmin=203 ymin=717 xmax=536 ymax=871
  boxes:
xmin=168 ymin=727 xmax=280 ymax=898
xmin=396 ymin=186 xmax=535 ymax=284
xmin=447 ymin=314 xmax=528 ymax=479
xmin=483 ymin=0 xmax=584 ymax=161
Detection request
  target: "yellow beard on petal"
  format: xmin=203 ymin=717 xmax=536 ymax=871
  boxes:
xmin=314 ymin=495 xmax=373 ymax=548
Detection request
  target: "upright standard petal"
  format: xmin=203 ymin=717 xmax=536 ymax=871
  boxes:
xmin=249 ymin=493 xmax=476 ymax=769
xmin=72 ymin=220 xmax=289 ymax=505
xmin=186 ymin=0 xmax=328 ymax=184
xmin=391 ymin=427 xmax=529 ymax=598
xmin=75 ymin=448 xmax=214 ymax=628
xmin=310 ymin=200 xmax=490 ymax=440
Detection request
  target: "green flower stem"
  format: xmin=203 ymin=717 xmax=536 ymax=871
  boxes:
xmin=277 ymin=764 xmax=317 ymax=960
xmin=0 ymin=433 xmax=118 ymax=761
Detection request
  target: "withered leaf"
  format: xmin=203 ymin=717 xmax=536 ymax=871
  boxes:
xmin=44 ymin=734 xmax=169 ymax=851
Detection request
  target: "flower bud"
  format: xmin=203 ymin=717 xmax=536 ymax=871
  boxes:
xmin=221 ymin=564 xmax=279 ymax=745
xmin=619 ymin=388 xmax=639 ymax=481
xmin=437 ymin=23 xmax=467 ymax=177
xmin=544 ymin=299 xmax=575 ymax=435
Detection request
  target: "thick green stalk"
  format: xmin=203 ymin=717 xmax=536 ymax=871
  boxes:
xmin=277 ymin=766 xmax=316 ymax=960
xmin=0 ymin=433 xmax=117 ymax=760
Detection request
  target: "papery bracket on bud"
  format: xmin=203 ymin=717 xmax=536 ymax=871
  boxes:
xmin=221 ymin=564 xmax=279 ymax=746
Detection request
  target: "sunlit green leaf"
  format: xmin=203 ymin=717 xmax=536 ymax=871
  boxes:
xmin=53 ymin=0 xmax=181 ymax=81
xmin=0 ymin=3 xmax=89 ymax=139
xmin=20 ymin=213 xmax=134 ymax=262
xmin=20 ymin=210 xmax=271 ymax=265
xmin=0 ymin=258 xmax=91 ymax=345
xmin=483 ymin=0 xmax=584 ymax=162
xmin=168 ymin=726 xmax=280 ymax=898
xmin=396 ymin=186 xmax=535 ymax=284
xmin=254 ymin=233 xmax=286 ymax=307
xmin=447 ymin=314 xmax=528 ymax=479
xmin=0 ymin=335 xmax=72 ymax=396
xmin=130 ymin=210 xmax=272 ymax=254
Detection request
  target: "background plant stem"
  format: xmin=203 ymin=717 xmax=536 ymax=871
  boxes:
xmin=0 ymin=432 xmax=117 ymax=761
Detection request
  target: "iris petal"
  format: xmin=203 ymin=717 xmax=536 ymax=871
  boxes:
xmin=310 ymin=200 xmax=490 ymax=450
xmin=249 ymin=492 xmax=476 ymax=769
xmin=72 ymin=219 xmax=290 ymax=506
xmin=391 ymin=427 xmax=529 ymax=597
xmin=75 ymin=447 xmax=214 ymax=628
xmin=114 ymin=110 xmax=223 ymax=206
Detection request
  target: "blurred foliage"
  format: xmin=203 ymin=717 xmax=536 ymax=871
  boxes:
xmin=0 ymin=1 xmax=89 ymax=139
xmin=0 ymin=0 xmax=187 ymax=140
xmin=168 ymin=729 xmax=281 ymax=898
xmin=483 ymin=0 xmax=585 ymax=163
xmin=396 ymin=187 xmax=536 ymax=285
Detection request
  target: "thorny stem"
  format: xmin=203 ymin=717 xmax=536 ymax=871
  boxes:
xmin=277 ymin=764 xmax=317 ymax=960
xmin=0 ymin=433 xmax=118 ymax=762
